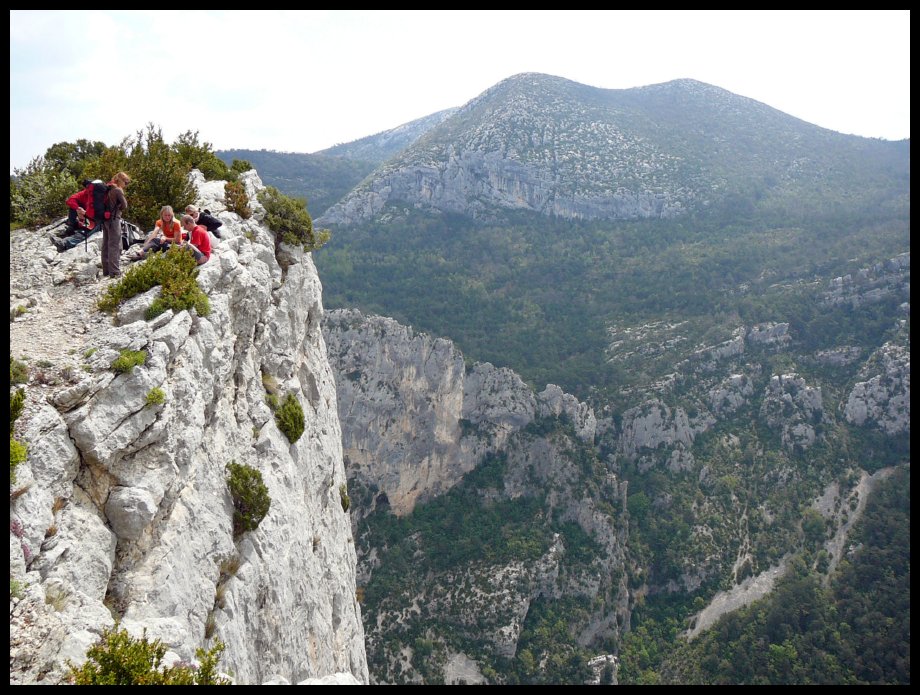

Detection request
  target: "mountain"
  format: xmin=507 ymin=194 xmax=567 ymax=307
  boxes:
xmin=217 ymin=108 xmax=457 ymax=218
xmin=313 ymin=74 xmax=909 ymax=403
xmin=9 ymin=172 xmax=367 ymax=684
xmin=306 ymin=73 xmax=909 ymax=684
xmin=319 ymin=73 xmax=909 ymax=225
xmin=318 ymin=107 xmax=458 ymax=164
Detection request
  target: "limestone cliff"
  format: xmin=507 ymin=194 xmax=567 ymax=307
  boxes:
xmin=324 ymin=308 xmax=595 ymax=517
xmin=9 ymin=172 xmax=368 ymax=684
xmin=323 ymin=309 xmax=628 ymax=684
xmin=844 ymin=342 xmax=910 ymax=435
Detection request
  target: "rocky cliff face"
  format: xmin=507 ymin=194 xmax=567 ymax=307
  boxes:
xmin=9 ymin=172 xmax=368 ymax=684
xmin=844 ymin=342 xmax=910 ymax=435
xmin=324 ymin=308 xmax=595 ymax=517
xmin=323 ymin=309 xmax=627 ymax=684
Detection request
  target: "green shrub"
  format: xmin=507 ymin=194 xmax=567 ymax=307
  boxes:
xmin=111 ymin=350 xmax=146 ymax=375
xmin=145 ymin=388 xmax=165 ymax=407
xmin=257 ymin=186 xmax=330 ymax=252
xmin=10 ymin=156 xmax=79 ymax=227
xmin=339 ymin=483 xmax=351 ymax=513
xmin=230 ymin=159 xmax=252 ymax=176
xmin=10 ymin=436 xmax=27 ymax=485
xmin=261 ymin=371 xmax=280 ymax=395
xmin=67 ymin=624 xmax=230 ymax=685
xmin=97 ymin=245 xmax=209 ymax=319
xmin=10 ymin=385 xmax=26 ymax=485
xmin=275 ymin=393 xmax=305 ymax=443
xmin=173 ymin=130 xmax=233 ymax=182
xmin=10 ymin=387 xmax=25 ymax=435
xmin=224 ymin=180 xmax=251 ymax=219
xmin=83 ymin=347 xmax=97 ymax=359
xmin=262 ymin=372 xmax=281 ymax=411
xmin=226 ymin=461 xmax=271 ymax=537
xmin=41 ymin=139 xmax=107 ymax=181
xmin=10 ymin=355 xmax=28 ymax=384
xmin=9 ymin=578 xmax=25 ymax=600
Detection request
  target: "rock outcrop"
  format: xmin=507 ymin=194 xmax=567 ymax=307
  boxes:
xmin=617 ymin=400 xmax=694 ymax=461
xmin=9 ymin=171 xmax=368 ymax=684
xmin=760 ymin=373 xmax=823 ymax=451
xmin=323 ymin=308 xmax=597 ymax=516
xmin=822 ymin=252 xmax=910 ymax=309
xmin=844 ymin=343 xmax=910 ymax=435
xmin=323 ymin=309 xmax=627 ymax=684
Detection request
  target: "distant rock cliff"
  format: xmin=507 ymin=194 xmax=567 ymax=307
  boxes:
xmin=9 ymin=171 xmax=368 ymax=684
xmin=844 ymin=342 xmax=910 ymax=435
xmin=323 ymin=309 xmax=627 ymax=684
xmin=324 ymin=308 xmax=596 ymax=516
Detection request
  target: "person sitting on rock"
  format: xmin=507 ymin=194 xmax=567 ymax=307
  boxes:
xmin=185 ymin=205 xmax=223 ymax=239
xmin=180 ymin=214 xmax=212 ymax=265
xmin=132 ymin=206 xmax=183 ymax=260
xmin=51 ymin=179 xmax=104 ymax=252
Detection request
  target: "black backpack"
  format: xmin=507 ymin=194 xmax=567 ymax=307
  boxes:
xmin=120 ymin=220 xmax=144 ymax=251
xmin=198 ymin=209 xmax=223 ymax=233
xmin=87 ymin=180 xmax=109 ymax=222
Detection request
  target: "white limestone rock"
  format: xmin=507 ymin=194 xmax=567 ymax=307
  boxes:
xmin=537 ymin=383 xmax=597 ymax=443
xmin=760 ymin=373 xmax=823 ymax=451
xmin=747 ymin=322 xmax=791 ymax=346
xmin=844 ymin=343 xmax=910 ymax=435
xmin=708 ymin=374 xmax=754 ymax=415
xmin=9 ymin=172 xmax=368 ymax=685
xmin=618 ymin=399 xmax=694 ymax=460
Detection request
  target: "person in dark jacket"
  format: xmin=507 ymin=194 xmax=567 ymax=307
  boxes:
xmin=102 ymin=172 xmax=130 ymax=278
xmin=185 ymin=205 xmax=223 ymax=239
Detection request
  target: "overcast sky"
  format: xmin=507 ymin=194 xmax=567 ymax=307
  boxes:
xmin=9 ymin=10 xmax=910 ymax=172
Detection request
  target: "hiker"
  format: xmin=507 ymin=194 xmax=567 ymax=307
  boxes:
xmin=102 ymin=172 xmax=130 ymax=278
xmin=51 ymin=209 xmax=96 ymax=252
xmin=64 ymin=179 xmax=104 ymax=234
xmin=133 ymin=205 xmax=183 ymax=260
xmin=180 ymin=214 xmax=212 ymax=265
xmin=51 ymin=179 xmax=104 ymax=252
xmin=185 ymin=205 xmax=223 ymax=239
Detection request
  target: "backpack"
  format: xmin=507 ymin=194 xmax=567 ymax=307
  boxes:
xmin=88 ymin=181 xmax=110 ymax=221
xmin=120 ymin=220 xmax=144 ymax=251
xmin=198 ymin=210 xmax=223 ymax=233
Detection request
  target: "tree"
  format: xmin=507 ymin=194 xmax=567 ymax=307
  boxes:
xmin=10 ymin=157 xmax=78 ymax=227
xmin=257 ymin=186 xmax=330 ymax=252
xmin=83 ymin=125 xmax=197 ymax=231
xmin=43 ymin=139 xmax=107 ymax=180
xmin=173 ymin=130 xmax=233 ymax=181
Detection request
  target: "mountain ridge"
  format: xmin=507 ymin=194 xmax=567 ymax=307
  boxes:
xmin=318 ymin=72 xmax=909 ymax=225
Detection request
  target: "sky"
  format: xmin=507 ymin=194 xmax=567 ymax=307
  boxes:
xmin=9 ymin=10 xmax=910 ymax=172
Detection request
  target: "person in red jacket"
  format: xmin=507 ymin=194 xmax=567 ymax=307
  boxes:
xmin=180 ymin=214 xmax=212 ymax=265
xmin=51 ymin=179 xmax=104 ymax=251
xmin=65 ymin=179 xmax=105 ymax=236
